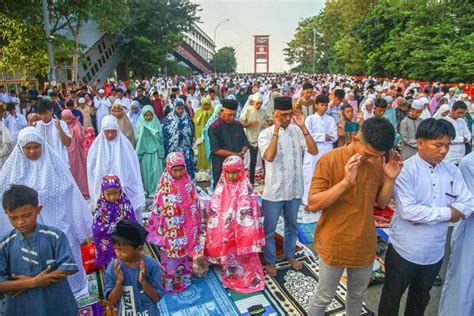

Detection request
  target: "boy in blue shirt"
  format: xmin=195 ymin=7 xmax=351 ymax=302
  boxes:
xmin=104 ymin=220 xmax=163 ymax=316
xmin=0 ymin=184 xmax=79 ymax=316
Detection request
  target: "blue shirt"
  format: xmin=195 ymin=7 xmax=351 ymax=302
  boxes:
xmin=104 ymin=255 xmax=163 ymax=316
xmin=0 ymin=224 xmax=79 ymax=316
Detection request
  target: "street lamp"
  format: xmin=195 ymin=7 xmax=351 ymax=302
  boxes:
xmin=213 ymin=18 xmax=230 ymax=73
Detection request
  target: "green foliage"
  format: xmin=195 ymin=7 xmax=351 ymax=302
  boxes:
xmin=285 ymin=0 xmax=474 ymax=82
xmin=210 ymin=46 xmax=237 ymax=73
xmin=122 ymin=0 xmax=199 ymax=78
xmin=0 ymin=13 xmax=74 ymax=78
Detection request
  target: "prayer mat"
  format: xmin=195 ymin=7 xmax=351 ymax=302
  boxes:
xmin=263 ymin=252 xmax=373 ymax=316
xmin=157 ymin=269 xmax=240 ymax=316
xmin=228 ymin=290 xmax=279 ymax=316
xmin=297 ymin=222 xmax=317 ymax=244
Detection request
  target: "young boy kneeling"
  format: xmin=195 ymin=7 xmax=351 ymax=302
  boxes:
xmin=104 ymin=220 xmax=162 ymax=316
xmin=0 ymin=184 xmax=79 ymax=316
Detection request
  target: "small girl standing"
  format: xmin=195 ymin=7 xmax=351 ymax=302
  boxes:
xmin=205 ymin=155 xmax=265 ymax=293
xmin=147 ymin=152 xmax=202 ymax=293
xmin=92 ymin=174 xmax=137 ymax=267
xmin=83 ymin=127 xmax=96 ymax=157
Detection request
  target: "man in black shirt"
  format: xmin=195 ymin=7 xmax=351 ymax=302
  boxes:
xmin=134 ymin=86 xmax=151 ymax=107
xmin=209 ymin=98 xmax=249 ymax=188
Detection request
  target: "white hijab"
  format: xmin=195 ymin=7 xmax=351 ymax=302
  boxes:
xmin=0 ymin=126 xmax=92 ymax=297
xmin=434 ymin=103 xmax=450 ymax=119
xmin=87 ymin=115 xmax=145 ymax=221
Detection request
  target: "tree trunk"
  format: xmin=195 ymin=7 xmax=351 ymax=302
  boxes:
xmin=72 ymin=30 xmax=80 ymax=82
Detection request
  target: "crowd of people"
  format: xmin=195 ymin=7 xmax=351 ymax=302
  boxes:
xmin=0 ymin=73 xmax=472 ymax=315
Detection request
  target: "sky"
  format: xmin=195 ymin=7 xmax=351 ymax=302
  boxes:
xmin=192 ymin=0 xmax=324 ymax=73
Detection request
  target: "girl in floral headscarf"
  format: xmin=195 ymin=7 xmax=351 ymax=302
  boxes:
xmin=92 ymin=174 xmax=136 ymax=267
xmin=205 ymin=155 xmax=265 ymax=293
xmin=146 ymin=152 xmax=202 ymax=293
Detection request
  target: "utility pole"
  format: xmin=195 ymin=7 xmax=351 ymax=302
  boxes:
xmin=312 ymin=29 xmax=316 ymax=74
xmin=42 ymin=0 xmax=56 ymax=85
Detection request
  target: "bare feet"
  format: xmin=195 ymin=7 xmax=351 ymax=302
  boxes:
xmin=288 ymin=258 xmax=303 ymax=271
xmin=266 ymin=264 xmax=277 ymax=277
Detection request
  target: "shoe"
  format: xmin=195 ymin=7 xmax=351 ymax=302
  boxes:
xmin=433 ymin=275 xmax=443 ymax=287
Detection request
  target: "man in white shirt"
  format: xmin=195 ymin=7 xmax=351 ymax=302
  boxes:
xmin=442 ymin=100 xmax=471 ymax=165
xmin=258 ymin=96 xmax=318 ymax=277
xmin=30 ymin=99 xmax=71 ymax=164
xmin=378 ymin=118 xmax=474 ymax=316
xmin=3 ymin=102 xmax=27 ymax=141
xmin=94 ymin=89 xmax=111 ymax=131
xmin=302 ymin=94 xmax=337 ymax=209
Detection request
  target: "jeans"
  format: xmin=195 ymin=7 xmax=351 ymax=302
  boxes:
xmin=308 ymin=259 xmax=372 ymax=316
xmin=262 ymin=198 xmax=301 ymax=264
xmin=249 ymin=146 xmax=258 ymax=185
xmin=378 ymin=244 xmax=443 ymax=316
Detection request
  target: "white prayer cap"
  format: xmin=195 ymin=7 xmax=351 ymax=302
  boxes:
xmin=251 ymin=93 xmax=263 ymax=102
xmin=419 ymin=96 xmax=429 ymax=104
xmin=411 ymin=99 xmax=425 ymax=110
xmin=101 ymin=115 xmax=119 ymax=131
xmin=98 ymin=89 xmax=105 ymax=94
xmin=78 ymin=97 xmax=86 ymax=103
xmin=131 ymin=100 xmax=140 ymax=108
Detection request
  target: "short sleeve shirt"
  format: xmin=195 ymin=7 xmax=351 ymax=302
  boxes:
xmin=104 ymin=255 xmax=163 ymax=316
xmin=259 ymin=125 xmax=307 ymax=201
xmin=0 ymin=224 xmax=79 ymax=316
xmin=310 ymin=146 xmax=383 ymax=268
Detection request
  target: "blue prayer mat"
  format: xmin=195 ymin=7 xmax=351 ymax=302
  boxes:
xmin=157 ymin=269 xmax=239 ymax=315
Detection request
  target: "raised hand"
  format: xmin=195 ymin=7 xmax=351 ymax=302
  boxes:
xmin=138 ymin=260 xmax=146 ymax=285
xmin=343 ymin=153 xmax=362 ymax=185
xmin=293 ymin=109 xmax=305 ymax=128
xmin=114 ymin=260 xmax=124 ymax=285
xmin=382 ymin=150 xmax=403 ymax=180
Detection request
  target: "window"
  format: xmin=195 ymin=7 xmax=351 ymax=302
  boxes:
xmin=82 ymin=63 xmax=88 ymax=72
xmin=105 ymin=50 xmax=110 ymax=59
xmin=98 ymin=59 xmax=103 ymax=67
xmin=87 ymin=72 xmax=92 ymax=81
xmin=108 ymin=47 xmax=112 ymax=56
xmin=101 ymin=56 xmax=106 ymax=64
xmin=66 ymin=69 xmax=72 ymax=81
xmin=98 ymin=43 xmax=103 ymax=54
xmin=91 ymin=67 xmax=96 ymax=76
xmin=94 ymin=64 xmax=99 ymax=72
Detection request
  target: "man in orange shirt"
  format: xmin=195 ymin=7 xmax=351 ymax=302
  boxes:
xmin=307 ymin=117 xmax=402 ymax=316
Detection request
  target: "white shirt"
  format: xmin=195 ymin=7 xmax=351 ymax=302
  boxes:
xmin=258 ymin=125 xmax=307 ymax=202
xmin=3 ymin=113 xmax=27 ymax=141
xmin=34 ymin=119 xmax=71 ymax=164
xmin=390 ymin=154 xmax=474 ymax=265
xmin=94 ymin=96 xmax=111 ymax=131
xmin=0 ymin=93 xmax=10 ymax=104
xmin=443 ymin=116 xmax=471 ymax=164
xmin=305 ymin=113 xmax=337 ymax=151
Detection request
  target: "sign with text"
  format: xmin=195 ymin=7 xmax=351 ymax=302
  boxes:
xmin=254 ymin=35 xmax=270 ymax=73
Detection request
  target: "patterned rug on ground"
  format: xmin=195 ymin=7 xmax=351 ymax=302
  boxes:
xmin=264 ymin=252 xmax=373 ymax=316
xmin=157 ymin=269 xmax=240 ymax=316
xmin=297 ymin=222 xmax=317 ymax=244
xmin=228 ymin=289 xmax=279 ymax=316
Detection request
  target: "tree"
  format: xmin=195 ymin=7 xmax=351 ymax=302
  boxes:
xmin=0 ymin=0 xmax=125 ymax=81
xmin=284 ymin=0 xmax=474 ymax=82
xmin=122 ymin=0 xmax=200 ymax=78
xmin=210 ymin=47 xmax=237 ymax=73
xmin=51 ymin=0 xmax=127 ymax=81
